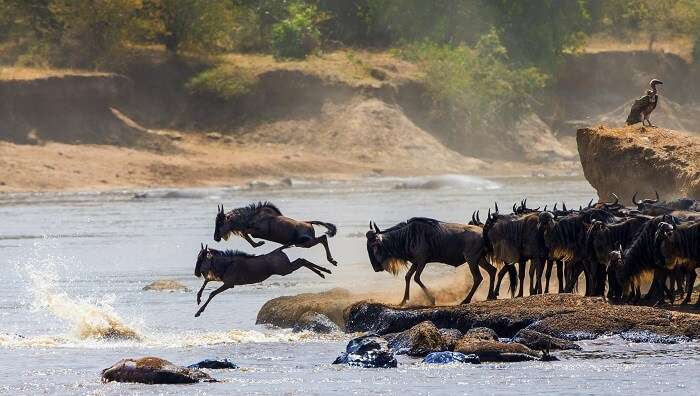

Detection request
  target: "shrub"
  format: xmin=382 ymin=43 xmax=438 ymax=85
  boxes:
xmin=271 ymin=3 xmax=322 ymax=59
xmin=185 ymin=64 xmax=257 ymax=100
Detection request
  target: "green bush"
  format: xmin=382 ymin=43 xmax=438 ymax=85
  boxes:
xmin=399 ymin=31 xmax=548 ymax=131
xmin=271 ymin=3 xmax=322 ymax=59
xmin=185 ymin=65 xmax=257 ymax=100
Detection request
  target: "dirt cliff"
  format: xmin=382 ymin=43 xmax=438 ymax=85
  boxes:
xmin=577 ymin=125 xmax=700 ymax=202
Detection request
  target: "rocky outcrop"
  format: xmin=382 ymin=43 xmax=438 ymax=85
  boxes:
xmin=422 ymin=351 xmax=480 ymax=364
xmin=511 ymin=328 xmax=581 ymax=351
xmin=256 ymin=288 xmax=358 ymax=330
xmin=101 ymin=357 xmax=215 ymax=384
xmin=344 ymin=294 xmax=700 ymax=341
xmin=454 ymin=338 xmax=543 ymax=362
xmin=577 ymin=126 xmax=700 ymax=202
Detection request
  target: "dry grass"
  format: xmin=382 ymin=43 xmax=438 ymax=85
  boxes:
xmin=584 ymin=34 xmax=694 ymax=61
xmin=0 ymin=66 xmax=108 ymax=81
xmin=219 ymin=49 xmax=421 ymax=87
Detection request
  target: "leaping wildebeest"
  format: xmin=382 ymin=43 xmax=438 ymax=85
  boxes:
xmin=365 ymin=217 xmax=497 ymax=305
xmin=213 ymin=202 xmax=338 ymax=265
xmin=193 ymin=244 xmax=331 ymax=317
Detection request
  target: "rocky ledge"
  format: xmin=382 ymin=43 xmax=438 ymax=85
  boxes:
xmin=577 ymin=125 xmax=700 ymax=202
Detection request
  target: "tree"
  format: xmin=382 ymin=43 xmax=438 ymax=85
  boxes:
xmin=142 ymin=0 xmax=236 ymax=54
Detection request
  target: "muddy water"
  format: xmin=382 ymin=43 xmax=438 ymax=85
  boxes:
xmin=1 ymin=175 xmax=699 ymax=395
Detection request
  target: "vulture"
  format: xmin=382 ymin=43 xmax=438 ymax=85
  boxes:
xmin=626 ymin=79 xmax=663 ymax=126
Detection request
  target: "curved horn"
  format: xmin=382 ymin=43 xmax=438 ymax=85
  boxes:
xmin=201 ymin=242 xmax=204 ymax=250
xmin=205 ymin=244 xmax=208 ymax=250
xmin=476 ymin=210 xmax=481 ymax=224
xmin=523 ymin=198 xmax=528 ymax=208
xmin=543 ymin=205 xmax=548 ymax=212
xmin=588 ymin=198 xmax=594 ymax=208
xmin=632 ymin=192 xmax=639 ymax=206
xmin=534 ymin=206 xmax=540 ymax=211
xmin=471 ymin=211 xmax=477 ymax=224
xmin=562 ymin=202 xmax=567 ymax=212
xmin=373 ymin=221 xmax=380 ymax=233
xmin=494 ymin=202 xmax=499 ymax=213
xmin=513 ymin=203 xmax=518 ymax=213
xmin=553 ymin=203 xmax=558 ymax=212
xmin=610 ymin=193 xmax=620 ymax=205
xmin=487 ymin=208 xmax=491 ymax=219
xmin=579 ymin=205 xmax=582 ymax=211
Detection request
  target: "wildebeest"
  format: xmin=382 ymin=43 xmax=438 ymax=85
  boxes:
xmin=483 ymin=205 xmax=546 ymax=297
xmin=193 ymin=244 xmax=331 ymax=317
xmin=657 ymin=220 xmax=700 ymax=305
xmin=365 ymin=217 xmax=497 ymax=305
xmin=213 ymin=202 xmax=338 ymax=265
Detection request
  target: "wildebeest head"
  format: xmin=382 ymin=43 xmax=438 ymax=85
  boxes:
xmin=195 ymin=243 xmax=211 ymax=278
xmin=537 ymin=211 xmax=556 ymax=232
xmin=655 ymin=221 xmax=675 ymax=244
xmin=213 ymin=205 xmax=228 ymax=242
xmin=213 ymin=204 xmax=248 ymax=242
xmin=366 ymin=221 xmax=386 ymax=272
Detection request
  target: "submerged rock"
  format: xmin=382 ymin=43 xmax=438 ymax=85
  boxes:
xmin=512 ymin=328 xmax=581 ymax=351
xmin=292 ymin=312 xmax=340 ymax=334
xmin=385 ymin=321 xmax=447 ymax=357
xmin=454 ymin=338 xmax=543 ymax=362
xmin=422 ymin=351 xmax=480 ymax=365
xmin=101 ymin=357 xmax=215 ymax=384
xmin=187 ymin=359 xmax=238 ymax=369
xmin=332 ymin=334 xmax=397 ymax=368
xmin=142 ymin=279 xmax=191 ymax=292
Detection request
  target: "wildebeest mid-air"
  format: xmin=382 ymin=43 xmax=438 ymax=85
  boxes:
xmin=365 ymin=217 xmax=497 ymax=305
xmin=193 ymin=244 xmax=331 ymax=317
xmin=213 ymin=202 xmax=338 ymax=265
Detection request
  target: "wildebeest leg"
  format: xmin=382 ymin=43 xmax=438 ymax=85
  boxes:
xmin=400 ymin=263 xmax=417 ymax=306
xmin=243 ymin=233 xmax=265 ymax=247
xmin=297 ymin=235 xmax=337 ymax=266
xmin=292 ymin=258 xmax=332 ymax=278
xmin=413 ymin=262 xmax=435 ymax=305
xmin=462 ymin=261 xmax=483 ymax=304
xmin=195 ymin=284 xmax=231 ymax=317
xmin=544 ymin=259 xmax=553 ymax=293
xmin=479 ymin=258 xmax=497 ymax=300
xmin=682 ymin=269 xmax=696 ymax=305
xmin=528 ymin=262 xmax=537 ymax=295
xmin=556 ymin=260 xmax=564 ymax=293
xmin=534 ymin=258 xmax=545 ymax=294
xmin=517 ymin=261 xmax=527 ymax=297
xmin=196 ymin=280 xmax=209 ymax=305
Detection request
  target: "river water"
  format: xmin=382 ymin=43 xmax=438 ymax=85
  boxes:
xmin=1 ymin=175 xmax=699 ymax=395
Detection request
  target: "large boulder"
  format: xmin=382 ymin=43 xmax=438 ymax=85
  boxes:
xmin=577 ymin=125 xmax=700 ymax=202
xmin=345 ymin=294 xmax=700 ymax=342
xmin=332 ymin=334 xmax=397 ymax=368
xmin=143 ymin=279 xmax=191 ymax=292
xmin=384 ymin=321 xmax=447 ymax=357
xmin=256 ymin=288 xmax=355 ymax=330
xmin=463 ymin=327 xmax=499 ymax=341
xmin=438 ymin=328 xmax=463 ymax=350
xmin=101 ymin=357 xmax=215 ymax=384
xmin=292 ymin=311 xmax=340 ymax=334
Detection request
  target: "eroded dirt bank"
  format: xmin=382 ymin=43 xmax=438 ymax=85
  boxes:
xmin=577 ymin=125 xmax=700 ymax=202
xmin=258 ymin=291 xmax=700 ymax=341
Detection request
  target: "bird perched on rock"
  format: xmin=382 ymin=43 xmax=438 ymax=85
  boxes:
xmin=626 ymin=79 xmax=663 ymax=126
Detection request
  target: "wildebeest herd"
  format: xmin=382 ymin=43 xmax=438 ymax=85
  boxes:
xmin=194 ymin=194 xmax=700 ymax=316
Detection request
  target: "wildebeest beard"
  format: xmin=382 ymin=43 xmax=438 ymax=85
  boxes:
xmin=366 ymin=218 xmax=443 ymax=276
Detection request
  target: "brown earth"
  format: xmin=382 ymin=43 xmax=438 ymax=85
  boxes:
xmin=577 ymin=125 xmax=700 ymax=203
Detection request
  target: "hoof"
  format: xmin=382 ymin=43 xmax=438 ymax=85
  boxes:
xmin=194 ymin=312 xmax=201 ymax=318
xmin=329 ymin=259 xmax=338 ymax=266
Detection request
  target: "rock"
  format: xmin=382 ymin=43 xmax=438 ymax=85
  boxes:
xmin=577 ymin=126 xmax=700 ymax=202
xmin=422 ymin=351 xmax=480 ymax=365
xmin=438 ymin=328 xmax=463 ymax=350
xmin=332 ymin=334 xmax=397 ymax=368
xmin=142 ymin=279 xmax=191 ymax=292
xmin=344 ymin=294 xmax=700 ymax=342
xmin=187 ymin=359 xmax=238 ymax=369
xmin=256 ymin=288 xmax=352 ymax=330
xmin=279 ymin=177 xmax=293 ymax=187
xmin=463 ymin=327 xmax=499 ymax=341
xmin=101 ymin=357 xmax=215 ymax=384
xmin=370 ymin=68 xmax=388 ymax=81
xmin=512 ymin=328 xmax=581 ymax=350
xmin=384 ymin=321 xmax=447 ymax=357
xmin=454 ymin=338 xmax=543 ymax=362
xmin=206 ymin=132 xmax=223 ymax=140
xmin=292 ymin=311 xmax=340 ymax=334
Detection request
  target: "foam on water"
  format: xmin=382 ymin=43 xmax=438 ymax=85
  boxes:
xmin=385 ymin=174 xmax=501 ymax=190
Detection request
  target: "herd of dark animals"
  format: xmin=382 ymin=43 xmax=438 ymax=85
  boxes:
xmin=192 ymin=78 xmax=691 ymax=316
xmin=193 ymin=195 xmax=700 ymax=317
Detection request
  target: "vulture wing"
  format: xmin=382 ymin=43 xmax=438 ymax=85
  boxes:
xmin=626 ymin=95 xmax=652 ymax=125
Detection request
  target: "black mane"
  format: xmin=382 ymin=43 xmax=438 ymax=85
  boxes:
xmin=209 ymin=248 xmax=255 ymax=258
xmin=248 ymin=201 xmax=282 ymax=215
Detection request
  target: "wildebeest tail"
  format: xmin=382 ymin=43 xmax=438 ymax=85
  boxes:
xmin=308 ymin=221 xmax=337 ymax=237
xmin=507 ymin=265 xmax=517 ymax=297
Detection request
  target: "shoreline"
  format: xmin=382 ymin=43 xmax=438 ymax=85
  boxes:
xmin=0 ymin=136 xmax=583 ymax=194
